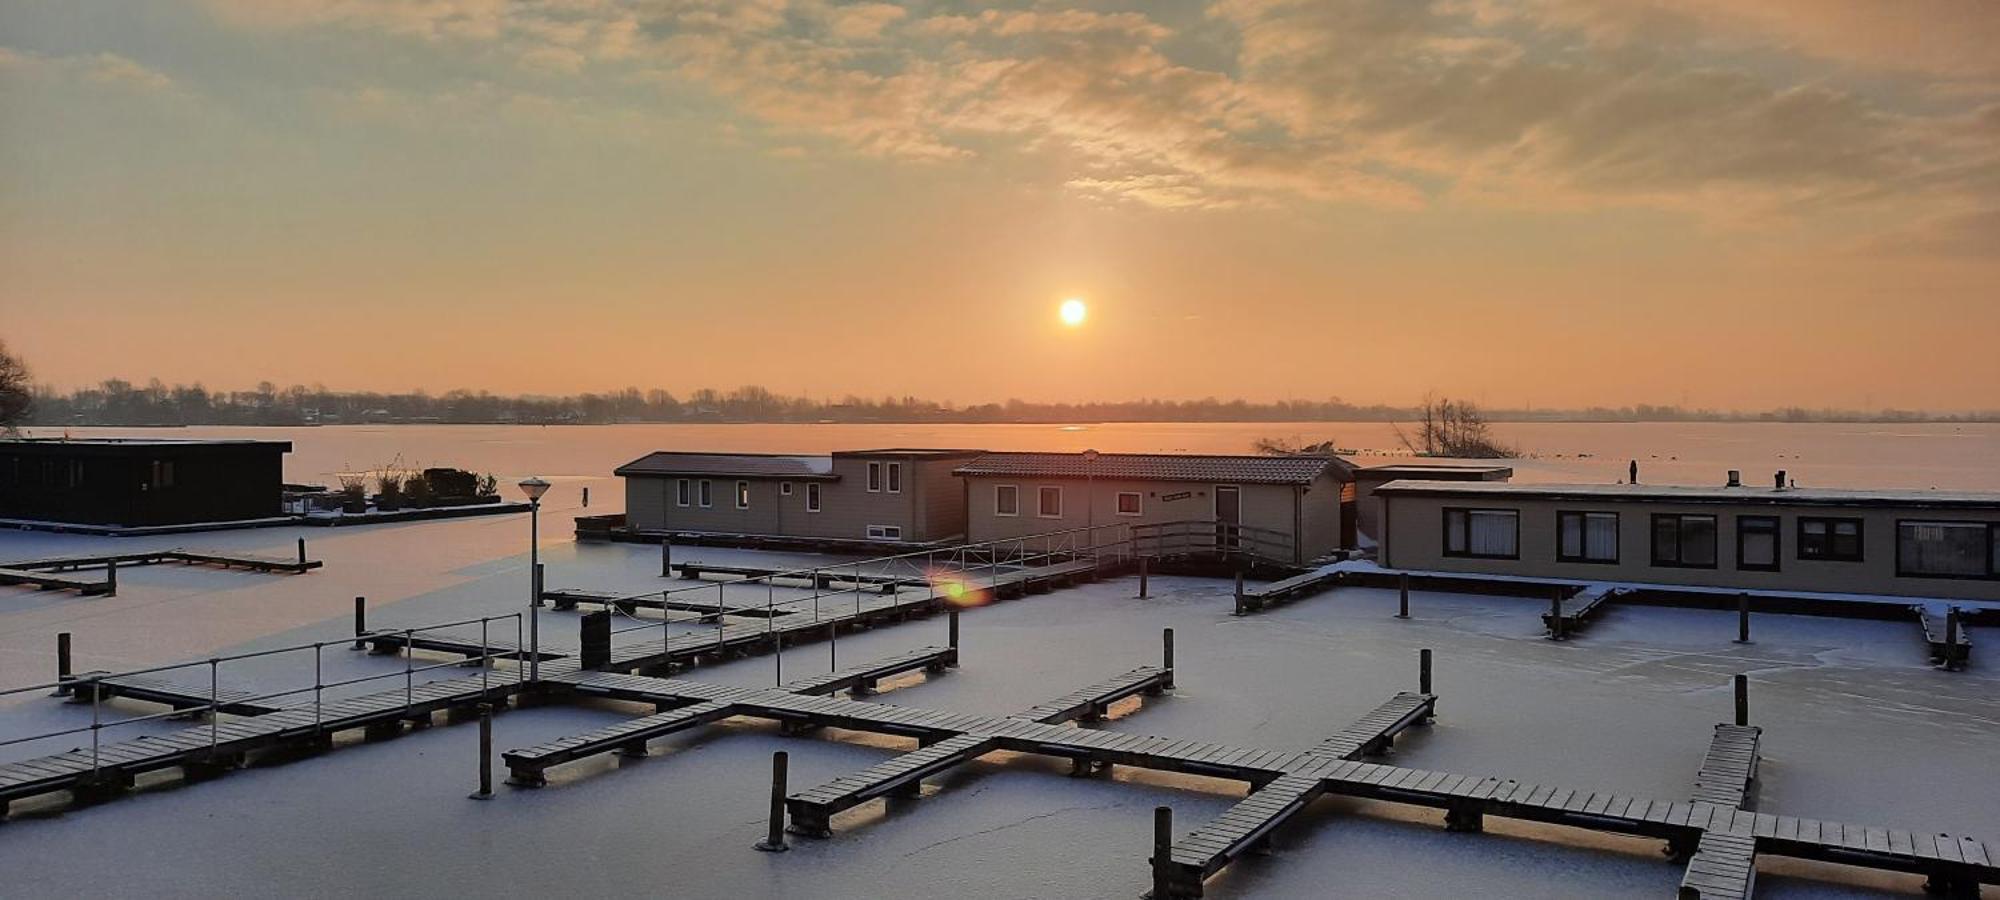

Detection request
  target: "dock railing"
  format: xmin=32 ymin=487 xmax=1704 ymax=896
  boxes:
xmin=0 ymin=611 xmax=527 ymax=778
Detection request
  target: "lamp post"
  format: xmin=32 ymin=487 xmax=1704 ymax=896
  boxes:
xmin=1082 ymin=449 xmax=1099 ymax=556
xmin=518 ymin=476 xmax=551 ymax=681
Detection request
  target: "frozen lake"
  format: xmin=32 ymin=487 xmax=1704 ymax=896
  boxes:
xmin=0 ymin=511 xmax=1994 ymax=898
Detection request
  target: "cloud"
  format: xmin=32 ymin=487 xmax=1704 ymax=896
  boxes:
xmin=0 ymin=48 xmax=178 ymax=93
xmin=188 ymin=0 xmax=2000 ymax=231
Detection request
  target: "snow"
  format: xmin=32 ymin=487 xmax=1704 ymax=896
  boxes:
xmin=0 ymin=518 xmax=1995 ymax=898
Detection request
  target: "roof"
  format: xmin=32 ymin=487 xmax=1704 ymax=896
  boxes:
xmin=1372 ymin=479 xmax=2000 ymax=510
xmin=614 ymin=452 xmax=837 ymax=480
xmin=0 ymin=438 xmax=292 ymax=452
xmin=1358 ymin=464 xmax=1513 ymax=481
xmin=954 ymin=452 xmax=1349 ymax=485
xmin=832 ymin=448 xmax=987 ymax=459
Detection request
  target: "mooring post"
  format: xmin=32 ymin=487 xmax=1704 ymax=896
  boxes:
xmin=755 ymin=751 xmax=790 ymax=852
xmin=1162 ymin=627 xmax=1175 ymax=688
xmin=948 ymin=608 xmax=960 ymax=656
xmin=1152 ymin=805 xmax=1173 ymax=900
xmin=579 ymin=611 xmax=611 ymax=671
xmin=1420 ymin=647 xmax=1433 ymax=695
xmin=56 ymin=632 xmax=73 ymax=690
xmin=1549 ymin=589 xmax=1564 ymax=640
xmin=1233 ymin=570 xmax=1245 ymax=616
xmin=1735 ymin=592 xmax=1751 ymax=644
xmin=470 ymin=703 xmax=494 ymax=800
xmin=1943 ymin=610 xmax=1961 ymax=670
xmin=581 ymin=486 xmax=589 ymax=508
xmin=352 ymin=596 xmax=367 ymax=649
xmin=1397 ymin=573 xmax=1410 ymax=619
xmin=660 ymin=539 xmax=672 ymax=578
xmin=1733 ymin=674 xmax=1749 ymax=726
xmin=297 ymin=537 xmax=306 ymax=566
xmin=1138 ymin=555 xmax=1149 ymax=599
xmin=105 ymin=558 xmax=117 ymax=596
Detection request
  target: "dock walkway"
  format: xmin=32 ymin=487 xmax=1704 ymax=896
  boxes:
xmin=62 ymin=672 xmax=285 ymax=717
xmin=542 ymin=587 xmax=792 ymax=618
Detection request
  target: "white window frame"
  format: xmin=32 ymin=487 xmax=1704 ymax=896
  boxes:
xmin=735 ymin=481 xmax=750 ymax=509
xmin=867 ymin=462 xmax=882 ymax=492
xmin=780 ymin=481 xmax=792 ymax=496
xmin=675 ymin=478 xmax=690 ymax=507
xmin=806 ymin=482 xmax=821 ymax=513
xmin=866 ymin=524 xmax=903 ymax=540
xmin=1037 ymin=485 xmax=1063 ymax=519
xmin=886 ymin=462 xmax=902 ymax=494
xmin=698 ymin=479 xmax=712 ymax=508
xmin=1115 ymin=491 xmax=1143 ymax=516
xmin=994 ymin=484 xmax=1019 ymax=517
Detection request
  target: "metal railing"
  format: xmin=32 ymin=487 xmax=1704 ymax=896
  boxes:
xmin=0 ymin=611 xmax=526 ymax=778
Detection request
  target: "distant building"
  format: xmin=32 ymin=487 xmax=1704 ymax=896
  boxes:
xmin=0 ymin=438 xmax=291 ymax=528
xmin=614 ymin=449 xmax=984 ymax=545
xmin=953 ymin=452 xmax=1358 ymax=564
xmin=1351 ymin=463 xmax=1513 ymax=542
xmin=1374 ymin=476 xmax=2000 ymax=600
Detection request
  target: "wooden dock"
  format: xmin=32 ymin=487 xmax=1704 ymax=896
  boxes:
xmin=0 ymin=566 xmax=112 ymax=596
xmin=1542 ymin=585 xmax=1628 ymax=639
xmin=673 ymin=561 xmax=928 ymax=593
xmin=0 ymin=547 xmax=323 ymax=596
xmin=1234 ymin=569 xmax=1345 ymax=613
xmin=1915 ymin=606 xmax=1973 ymax=670
xmin=1679 ymin=723 xmax=1764 ymax=899
xmin=61 ymin=672 xmax=286 ymax=717
xmin=541 ymin=587 xmax=794 ymax=618
xmin=356 ymin=630 xmax=569 ymax=662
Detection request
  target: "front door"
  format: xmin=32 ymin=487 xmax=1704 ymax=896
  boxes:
xmin=1215 ymin=486 xmax=1241 ymax=550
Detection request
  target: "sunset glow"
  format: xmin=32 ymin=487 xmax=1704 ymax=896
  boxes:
xmin=1059 ymin=299 xmax=1088 ymax=328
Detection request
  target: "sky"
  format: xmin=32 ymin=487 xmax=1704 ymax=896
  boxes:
xmin=1 ymin=0 xmax=1996 ymax=411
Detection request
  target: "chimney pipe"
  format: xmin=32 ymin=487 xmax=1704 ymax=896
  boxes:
xmin=1726 ymin=470 xmax=1741 ymax=488
xmin=1774 ymin=470 xmax=1787 ymax=491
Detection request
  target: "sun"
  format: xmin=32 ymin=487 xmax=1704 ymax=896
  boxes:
xmin=1059 ymin=298 xmax=1087 ymax=327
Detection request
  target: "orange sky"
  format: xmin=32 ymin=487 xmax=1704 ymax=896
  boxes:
xmin=3 ymin=1 xmax=1997 ymax=410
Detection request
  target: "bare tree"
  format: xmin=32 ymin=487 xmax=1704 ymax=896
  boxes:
xmin=0 ymin=340 xmax=31 ymax=433
xmin=1393 ymin=393 xmax=1514 ymax=458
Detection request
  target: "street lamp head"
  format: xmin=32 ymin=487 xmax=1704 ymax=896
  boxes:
xmin=518 ymin=476 xmax=551 ymax=502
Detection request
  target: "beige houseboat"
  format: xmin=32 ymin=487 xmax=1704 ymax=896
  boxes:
xmin=1375 ymin=476 xmax=2000 ymax=600
xmin=616 ymin=449 xmax=982 ymax=544
xmin=953 ymin=452 xmax=1357 ymax=564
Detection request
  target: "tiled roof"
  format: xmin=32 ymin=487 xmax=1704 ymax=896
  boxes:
xmin=614 ymin=452 xmax=837 ymax=480
xmin=953 ymin=452 xmax=1346 ymax=485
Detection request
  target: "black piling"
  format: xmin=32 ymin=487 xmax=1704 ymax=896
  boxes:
xmin=352 ymin=597 xmax=367 ymax=649
xmin=581 ymin=486 xmax=590 ymax=508
xmin=1138 ymin=555 xmax=1149 ymax=599
xmin=469 ymin=703 xmax=493 ymax=800
xmin=660 ymin=539 xmax=672 ymax=578
xmin=1152 ymin=806 xmax=1173 ymax=900
xmin=1420 ymin=648 xmax=1433 ymax=695
xmin=579 ymin=611 xmax=611 ymax=671
xmin=948 ymin=608 xmax=960 ymax=655
xmin=1735 ymin=592 xmax=1751 ymax=644
xmin=1549 ymin=590 xmax=1565 ymax=641
xmin=297 ymin=537 xmax=306 ymax=566
xmin=56 ymin=632 xmax=72 ymax=686
xmin=1233 ymin=570 xmax=1245 ymax=616
xmin=1397 ymin=573 xmax=1410 ymax=619
xmin=1162 ymin=627 xmax=1175 ymax=688
xmin=105 ymin=559 xmax=117 ymax=596
xmin=755 ymin=751 xmax=789 ymax=852
xmin=1943 ymin=610 xmax=1961 ymax=671
xmin=1733 ymin=674 xmax=1749 ymax=727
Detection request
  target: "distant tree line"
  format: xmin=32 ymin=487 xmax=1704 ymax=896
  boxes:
xmin=14 ymin=375 xmax=2000 ymax=428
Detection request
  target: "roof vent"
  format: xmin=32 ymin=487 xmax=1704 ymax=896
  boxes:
xmin=1726 ymin=470 xmax=1741 ymax=488
xmin=1774 ymin=470 xmax=1787 ymax=491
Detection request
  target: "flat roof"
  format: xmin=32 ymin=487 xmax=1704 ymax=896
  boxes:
xmin=614 ymin=452 xmax=837 ymax=480
xmin=1373 ymin=479 xmax=2000 ymax=510
xmin=0 ymin=438 xmax=292 ymax=451
xmin=955 ymin=452 xmax=1350 ymax=485
xmin=832 ymin=448 xmax=986 ymax=458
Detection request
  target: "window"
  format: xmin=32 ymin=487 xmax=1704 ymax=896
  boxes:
xmin=676 ymin=479 xmax=690 ymax=507
xmin=697 ymin=479 xmax=712 ymax=508
xmin=806 ymin=483 xmax=821 ymax=513
xmin=867 ymin=462 xmax=882 ymax=492
xmin=735 ymin=481 xmax=750 ymax=509
xmin=1444 ymin=508 xmax=1518 ymax=559
xmin=1116 ymin=491 xmax=1143 ymax=516
xmin=866 ymin=524 xmax=903 ymax=540
xmin=1798 ymin=517 xmax=1863 ymax=562
xmin=1737 ymin=516 xmax=1780 ymax=572
xmin=1038 ymin=486 xmax=1063 ymax=518
xmin=886 ymin=462 xmax=902 ymax=493
xmin=995 ymin=484 xmax=1019 ymax=517
xmin=1897 ymin=520 xmax=1995 ymax=579
xmin=780 ymin=482 xmax=792 ymax=496
xmin=1556 ymin=511 xmax=1618 ymax=563
xmin=1652 ymin=514 xmax=1717 ymax=568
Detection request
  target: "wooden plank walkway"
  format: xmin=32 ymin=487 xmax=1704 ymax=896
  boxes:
xmin=1690 ymin=724 xmax=1761 ymax=809
xmin=542 ymin=587 xmax=793 ymax=618
xmin=784 ymin=734 xmax=1000 ymax=835
xmin=504 ymin=700 xmax=737 ymax=785
xmin=1543 ymin=585 xmax=1625 ymax=639
xmin=777 ymin=645 xmax=957 ymax=697
xmin=357 ymin=630 xmax=569 ymax=662
xmin=1679 ymin=724 xmax=1763 ymax=899
xmin=1016 ymin=666 xmax=1172 ymax=723
xmin=1680 ymin=830 xmax=1758 ymax=899
xmin=0 ymin=566 xmax=112 ymax=595
xmin=1235 ymin=570 xmax=1344 ymax=613
xmin=1302 ymin=692 xmax=1436 ymax=761
xmin=674 ymin=562 xmax=925 ymax=592
xmin=1915 ymin=606 xmax=1973 ymax=670
xmin=62 ymin=672 xmax=286 ymax=716
xmin=0 ymin=549 xmax=322 ymax=575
